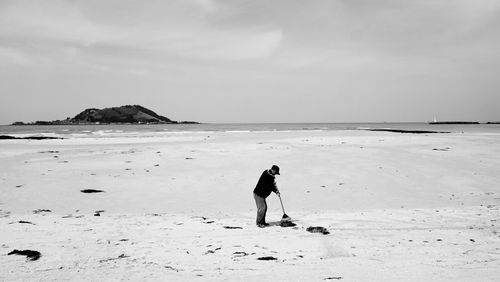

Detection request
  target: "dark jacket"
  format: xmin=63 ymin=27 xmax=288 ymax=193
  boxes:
xmin=253 ymin=170 xmax=278 ymax=198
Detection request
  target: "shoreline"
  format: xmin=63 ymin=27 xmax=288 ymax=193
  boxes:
xmin=2 ymin=123 xmax=500 ymax=139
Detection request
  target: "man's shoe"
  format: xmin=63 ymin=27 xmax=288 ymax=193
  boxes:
xmin=257 ymin=223 xmax=270 ymax=228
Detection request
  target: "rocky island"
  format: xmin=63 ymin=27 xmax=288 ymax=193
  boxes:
xmin=12 ymin=105 xmax=199 ymax=125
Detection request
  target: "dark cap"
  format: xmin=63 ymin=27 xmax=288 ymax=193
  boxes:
xmin=271 ymin=165 xmax=280 ymax=175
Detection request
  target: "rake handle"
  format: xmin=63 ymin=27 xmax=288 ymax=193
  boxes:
xmin=278 ymin=194 xmax=286 ymax=214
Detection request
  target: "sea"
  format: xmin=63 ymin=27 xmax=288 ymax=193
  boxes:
xmin=1 ymin=123 xmax=500 ymax=139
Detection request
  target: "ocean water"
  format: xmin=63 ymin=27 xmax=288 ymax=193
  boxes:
xmin=1 ymin=123 xmax=499 ymax=138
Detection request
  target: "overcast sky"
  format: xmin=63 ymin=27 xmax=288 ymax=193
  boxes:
xmin=1 ymin=0 xmax=499 ymax=124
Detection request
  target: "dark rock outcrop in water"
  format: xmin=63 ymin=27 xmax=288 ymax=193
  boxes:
xmin=365 ymin=129 xmax=449 ymax=134
xmin=429 ymin=121 xmax=479 ymax=124
xmin=11 ymin=105 xmax=199 ymax=125
xmin=0 ymin=135 xmax=63 ymax=140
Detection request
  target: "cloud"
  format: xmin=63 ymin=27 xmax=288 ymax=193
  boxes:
xmin=168 ymin=29 xmax=283 ymax=60
xmin=193 ymin=0 xmax=219 ymax=13
xmin=0 ymin=0 xmax=107 ymax=45
xmin=127 ymin=68 xmax=148 ymax=76
xmin=0 ymin=0 xmax=498 ymax=75
xmin=0 ymin=0 xmax=282 ymax=65
xmin=0 ymin=46 xmax=30 ymax=65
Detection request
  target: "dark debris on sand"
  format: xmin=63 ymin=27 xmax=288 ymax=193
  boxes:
xmin=306 ymin=226 xmax=330 ymax=235
xmin=257 ymin=256 xmax=277 ymax=261
xmin=433 ymin=147 xmax=451 ymax=151
xmin=232 ymin=251 xmax=253 ymax=258
xmin=8 ymin=249 xmax=41 ymax=261
xmin=10 ymin=220 xmax=34 ymax=225
xmin=204 ymin=247 xmax=222 ymax=255
xmin=94 ymin=210 xmax=105 ymax=216
xmin=99 ymin=254 xmax=129 ymax=263
xmin=223 ymin=226 xmax=243 ymax=229
xmin=164 ymin=265 xmax=181 ymax=272
xmin=81 ymin=189 xmax=105 ymax=193
xmin=33 ymin=209 xmax=52 ymax=214
xmin=279 ymin=221 xmax=297 ymax=227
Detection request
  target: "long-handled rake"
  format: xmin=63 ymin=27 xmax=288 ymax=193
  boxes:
xmin=278 ymin=194 xmax=291 ymax=222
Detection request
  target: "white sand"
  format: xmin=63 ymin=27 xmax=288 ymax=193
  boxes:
xmin=1 ymin=130 xmax=499 ymax=281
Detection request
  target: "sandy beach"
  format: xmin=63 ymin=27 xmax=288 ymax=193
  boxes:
xmin=1 ymin=130 xmax=499 ymax=281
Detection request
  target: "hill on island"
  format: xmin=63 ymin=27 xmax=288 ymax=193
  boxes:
xmin=12 ymin=105 xmax=197 ymax=125
xmin=73 ymin=105 xmax=173 ymax=123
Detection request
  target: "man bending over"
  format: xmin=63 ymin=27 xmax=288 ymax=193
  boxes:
xmin=253 ymin=165 xmax=280 ymax=228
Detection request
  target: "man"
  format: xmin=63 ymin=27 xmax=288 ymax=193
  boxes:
xmin=253 ymin=165 xmax=280 ymax=227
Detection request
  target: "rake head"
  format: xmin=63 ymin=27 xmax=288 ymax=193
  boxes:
xmin=281 ymin=213 xmax=292 ymax=222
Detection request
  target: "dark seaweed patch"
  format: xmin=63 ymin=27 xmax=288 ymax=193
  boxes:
xmin=306 ymin=226 xmax=330 ymax=235
xmin=257 ymin=256 xmax=277 ymax=261
xmin=33 ymin=209 xmax=51 ymax=214
xmin=8 ymin=249 xmax=41 ymax=261
xmin=81 ymin=189 xmax=104 ymax=193
xmin=279 ymin=221 xmax=297 ymax=227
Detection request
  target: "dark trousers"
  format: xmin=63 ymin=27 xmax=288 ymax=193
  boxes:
xmin=253 ymin=193 xmax=267 ymax=225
